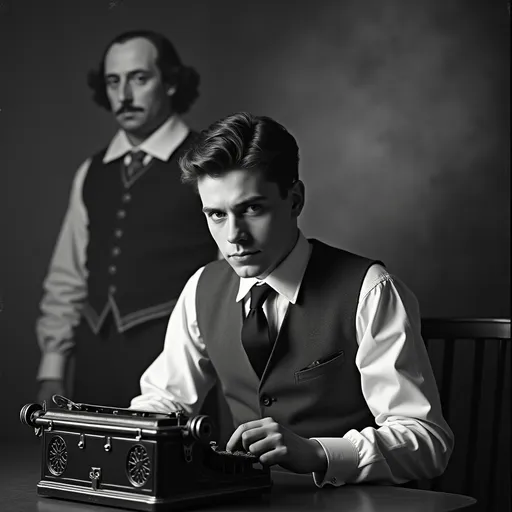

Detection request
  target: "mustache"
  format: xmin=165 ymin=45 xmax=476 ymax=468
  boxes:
xmin=115 ymin=103 xmax=144 ymax=116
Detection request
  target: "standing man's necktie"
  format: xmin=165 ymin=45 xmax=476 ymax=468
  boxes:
xmin=125 ymin=150 xmax=147 ymax=178
xmin=241 ymin=283 xmax=274 ymax=378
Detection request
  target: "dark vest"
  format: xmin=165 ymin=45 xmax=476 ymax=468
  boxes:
xmin=82 ymin=133 xmax=217 ymax=333
xmin=196 ymin=239 xmax=380 ymax=439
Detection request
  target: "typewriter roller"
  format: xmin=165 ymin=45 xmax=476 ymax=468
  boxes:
xmin=20 ymin=396 xmax=272 ymax=511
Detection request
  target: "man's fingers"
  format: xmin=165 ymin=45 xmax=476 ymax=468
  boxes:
xmin=226 ymin=419 xmax=265 ymax=452
xmin=225 ymin=431 xmax=241 ymax=453
xmin=226 ymin=421 xmax=257 ymax=451
xmin=240 ymin=426 xmax=270 ymax=451
xmin=247 ymin=432 xmax=285 ymax=457
xmin=259 ymin=445 xmax=288 ymax=466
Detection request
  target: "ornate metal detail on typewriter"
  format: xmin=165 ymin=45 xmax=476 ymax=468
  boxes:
xmin=183 ymin=442 xmax=193 ymax=463
xmin=47 ymin=436 xmax=68 ymax=476
xmin=78 ymin=433 xmax=85 ymax=449
xmin=89 ymin=467 xmax=102 ymax=491
xmin=126 ymin=444 xmax=151 ymax=487
xmin=182 ymin=415 xmax=214 ymax=463
xmin=104 ymin=436 xmax=112 ymax=452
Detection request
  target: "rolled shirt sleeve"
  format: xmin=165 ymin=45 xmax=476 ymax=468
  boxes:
xmin=36 ymin=159 xmax=90 ymax=381
xmin=130 ymin=267 xmax=218 ymax=415
xmin=312 ymin=265 xmax=454 ymax=486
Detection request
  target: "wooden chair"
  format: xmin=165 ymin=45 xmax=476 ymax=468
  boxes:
xmin=421 ymin=318 xmax=511 ymax=512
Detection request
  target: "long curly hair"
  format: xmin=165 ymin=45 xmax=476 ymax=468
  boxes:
xmin=87 ymin=30 xmax=200 ymax=114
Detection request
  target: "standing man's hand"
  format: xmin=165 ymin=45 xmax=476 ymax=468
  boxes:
xmin=37 ymin=379 xmax=65 ymax=406
xmin=226 ymin=417 xmax=328 ymax=474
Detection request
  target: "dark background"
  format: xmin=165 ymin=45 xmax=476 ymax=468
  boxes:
xmin=0 ymin=0 xmax=509 ymax=483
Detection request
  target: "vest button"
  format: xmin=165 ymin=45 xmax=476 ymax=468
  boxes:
xmin=109 ymin=285 xmax=117 ymax=294
xmin=114 ymin=229 xmax=123 ymax=238
xmin=116 ymin=209 xmax=126 ymax=219
xmin=260 ymin=395 xmax=273 ymax=407
xmin=122 ymin=193 xmax=132 ymax=203
xmin=112 ymin=246 xmax=121 ymax=257
xmin=108 ymin=265 xmax=117 ymax=275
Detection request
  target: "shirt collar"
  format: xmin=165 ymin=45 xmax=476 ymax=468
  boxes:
xmin=103 ymin=115 xmax=190 ymax=163
xmin=236 ymin=231 xmax=312 ymax=304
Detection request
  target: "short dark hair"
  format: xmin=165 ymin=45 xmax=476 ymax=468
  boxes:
xmin=87 ymin=30 xmax=199 ymax=114
xmin=180 ymin=112 xmax=299 ymax=196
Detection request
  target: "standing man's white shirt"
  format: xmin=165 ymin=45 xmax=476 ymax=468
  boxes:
xmin=131 ymin=232 xmax=453 ymax=487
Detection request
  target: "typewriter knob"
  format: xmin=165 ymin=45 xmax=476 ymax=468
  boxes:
xmin=186 ymin=415 xmax=214 ymax=442
xmin=20 ymin=403 xmax=44 ymax=427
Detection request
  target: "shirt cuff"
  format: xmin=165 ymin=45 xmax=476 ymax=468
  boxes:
xmin=37 ymin=352 xmax=67 ymax=381
xmin=310 ymin=437 xmax=359 ymax=487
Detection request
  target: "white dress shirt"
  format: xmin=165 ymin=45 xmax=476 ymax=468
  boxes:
xmin=131 ymin=232 xmax=454 ymax=487
xmin=36 ymin=116 xmax=190 ymax=381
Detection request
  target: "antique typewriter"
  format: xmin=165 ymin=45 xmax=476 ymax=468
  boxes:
xmin=20 ymin=396 xmax=272 ymax=511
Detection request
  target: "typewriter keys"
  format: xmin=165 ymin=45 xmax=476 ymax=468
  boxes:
xmin=209 ymin=441 xmax=259 ymax=461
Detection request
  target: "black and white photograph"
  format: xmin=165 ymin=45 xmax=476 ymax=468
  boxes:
xmin=0 ymin=1 xmax=509 ymax=511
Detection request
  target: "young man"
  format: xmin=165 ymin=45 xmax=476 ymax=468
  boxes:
xmin=36 ymin=31 xmax=217 ymax=407
xmin=130 ymin=112 xmax=454 ymax=486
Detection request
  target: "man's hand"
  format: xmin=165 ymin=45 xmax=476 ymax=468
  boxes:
xmin=226 ymin=417 xmax=328 ymax=474
xmin=37 ymin=379 xmax=65 ymax=406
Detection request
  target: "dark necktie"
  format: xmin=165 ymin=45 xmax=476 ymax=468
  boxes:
xmin=126 ymin=150 xmax=146 ymax=178
xmin=241 ymin=283 xmax=274 ymax=378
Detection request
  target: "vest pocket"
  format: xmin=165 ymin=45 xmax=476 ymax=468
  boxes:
xmin=294 ymin=350 xmax=345 ymax=384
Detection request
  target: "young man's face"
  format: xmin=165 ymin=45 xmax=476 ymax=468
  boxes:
xmin=104 ymin=37 xmax=173 ymax=140
xmin=198 ymin=169 xmax=304 ymax=279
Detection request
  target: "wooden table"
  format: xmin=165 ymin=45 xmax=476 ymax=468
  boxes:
xmin=1 ymin=437 xmax=476 ymax=512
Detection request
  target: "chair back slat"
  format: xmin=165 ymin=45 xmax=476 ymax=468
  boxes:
xmin=464 ymin=341 xmax=485 ymax=495
xmin=421 ymin=318 xmax=511 ymax=512
xmin=440 ymin=340 xmax=455 ymax=424
xmin=422 ymin=318 xmax=510 ymax=340
xmin=487 ymin=339 xmax=509 ymax=512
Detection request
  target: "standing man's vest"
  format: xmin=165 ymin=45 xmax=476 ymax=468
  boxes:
xmin=82 ymin=133 xmax=217 ymax=333
xmin=196 ymin=240 xmax=379 ymax=439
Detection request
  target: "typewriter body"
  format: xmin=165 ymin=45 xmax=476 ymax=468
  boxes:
xmin=20 ymin=397 xmax=272 ymax=511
